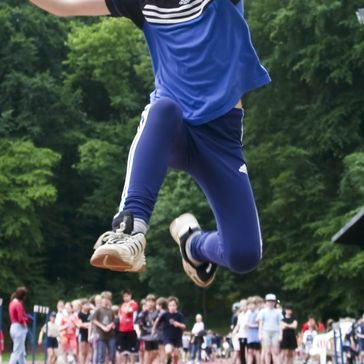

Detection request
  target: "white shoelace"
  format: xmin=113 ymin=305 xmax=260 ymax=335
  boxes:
xmin=94 ymin=222 xmax=144 ymax=255
xmin=94 ymin=221 xmax=130 ymax=249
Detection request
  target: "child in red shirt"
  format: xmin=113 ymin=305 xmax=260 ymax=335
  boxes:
xmin=60 ymin=302 xmax=81 ymax=363
xmin=116 ymin=290 xmax=139 ymax=364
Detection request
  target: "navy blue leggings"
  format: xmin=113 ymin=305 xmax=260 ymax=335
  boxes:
xmin=117 ymin=98 xmax=262 ymax=274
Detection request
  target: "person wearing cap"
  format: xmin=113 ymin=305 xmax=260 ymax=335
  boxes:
xmin=38 ymin=311 xmax=60 ymax=364
xmin=230 ymin=302 xmax=241 ymax=331
xmin=257 ymin=294 xmax=283 ymax=364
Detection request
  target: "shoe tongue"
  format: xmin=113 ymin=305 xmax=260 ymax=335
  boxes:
xmin=112 ymin=211 xmax=134 ymax=234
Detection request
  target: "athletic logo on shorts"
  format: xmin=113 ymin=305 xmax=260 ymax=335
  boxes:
xmin=239 ymin=164 xmax=247 ymax=174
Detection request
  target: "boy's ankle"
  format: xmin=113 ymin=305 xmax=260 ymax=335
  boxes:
xmin=185 ymin=232 xmax=203 ymax=267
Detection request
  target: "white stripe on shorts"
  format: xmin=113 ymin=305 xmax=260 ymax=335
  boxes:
xmin=115 ymin=104 xmax=152 ymax=217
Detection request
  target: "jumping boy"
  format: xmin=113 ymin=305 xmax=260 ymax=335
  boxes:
xmin=29 ymin=0 xmax=271 ymax=287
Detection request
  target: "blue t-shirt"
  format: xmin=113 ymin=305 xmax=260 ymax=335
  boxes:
xmin=105 ymin=0 xmax=271 ymax=124
xmin=247 ymin=309 xmax=260 ymax=344
xmin=257 ymin=308 xmax=283 ymax=332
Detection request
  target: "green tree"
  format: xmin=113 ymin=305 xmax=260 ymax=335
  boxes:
xmin=1 ymin=0 xmax=363 ymax=325
xmin=244 ymin=0 xmax=364 ymax=317
xmin=0 ymin=140 xmax=60 ymax=292
xmin=65 ymin=18 xmax=153 ymax=120
xmin=0 ymin=1 xmax=91 ymax=300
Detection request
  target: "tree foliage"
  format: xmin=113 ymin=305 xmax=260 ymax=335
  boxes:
xmin=244 ymin=0 xmax=364 ymax=317
xmin=0 ymin=140 xmax=60 ymax=292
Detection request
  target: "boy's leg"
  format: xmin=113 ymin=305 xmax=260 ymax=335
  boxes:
xmin=172 ymin=108 xmax=262 ymax=278
xmin=116 ymin=99 xmax=185 ymax=224
xmin=165 ymin=344 xmax=173 ymax=364
xmin=91 ymin=97 xmax=186 ymax=271
xmin=172 ymin=347 xmax=180 ymax=364
xmin=96 ymin=340 xmax=106 ymax=364
xmin=107 ymin=338 xmax=116 ymax=364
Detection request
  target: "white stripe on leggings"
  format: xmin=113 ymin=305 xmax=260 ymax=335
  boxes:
xmin=240 ymin=109 xmax=262 ymax=257
xmin=255 ymin=204 xmax=263 ymax=258
xmin=115 ymin=104 xmax=151 ymax=216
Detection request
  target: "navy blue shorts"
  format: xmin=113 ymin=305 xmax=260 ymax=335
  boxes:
xmin=163 ymin=337 xmax=182 ymax=348
xmin=115 ymin=98 xmax=262 ymax=274
xmin=46 ymin=337 xmax=58 ymax=349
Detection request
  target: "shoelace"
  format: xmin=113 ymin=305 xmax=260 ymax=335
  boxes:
xmin=94 ymin=222 xmax=144 ymax=255
xmin=103 ymin=230 xmax=128 ymax=245
xmin=94 ymin=221 xmax=128 ymax=249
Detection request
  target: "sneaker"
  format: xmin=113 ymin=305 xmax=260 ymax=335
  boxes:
xmin=90 ymin=212 xmax=146 ymax=272
xmin=169 ymin=213 xmax=217 ymax=288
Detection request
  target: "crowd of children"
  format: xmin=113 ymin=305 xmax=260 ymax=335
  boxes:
xmin=227 ymin=294 xmax=364 ymax=364
xmin=2 ymin=289 xmax=364 ymax=364
xmin=35 ymin=290 xmax=189 ymax=364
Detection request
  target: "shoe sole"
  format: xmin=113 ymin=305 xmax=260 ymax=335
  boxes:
xmin=90 ymin=247 xmax=146 ymax=272
xmin=110 ymin=264 xmax=147 ymax=273
xmin=110 ymin=262 xmax=147 ymax=273
xmin=170 ymin=213 xmax=214 ymax=288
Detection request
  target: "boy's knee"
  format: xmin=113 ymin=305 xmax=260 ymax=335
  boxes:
xmin=149 ymin=98 xmax=182 ymax=127
xmin=225 ymin=244 xmax=261 ymax=274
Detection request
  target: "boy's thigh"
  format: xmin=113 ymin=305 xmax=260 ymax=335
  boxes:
xmin=168 ymin=122 xmax=189 ymax=171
